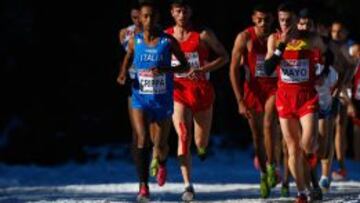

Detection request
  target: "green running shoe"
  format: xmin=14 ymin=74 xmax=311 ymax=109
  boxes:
xmin=150 ymin=158 xmax=159 ymax=177
xmin=260 ymin=173 xmax=270 ymax=198
xmin=197 ymin=147 xmax=207 ymax=161
xmin=266 ymin=164 xmax=277 ymax=188
xmin=280 ymin=183 xmax=289 ymax=197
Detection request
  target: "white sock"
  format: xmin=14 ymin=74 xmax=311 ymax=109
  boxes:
xmin=321 ymin=175 xmax=329 ymax=180
xmin=298 ymin=190 xmax=306 ymax=196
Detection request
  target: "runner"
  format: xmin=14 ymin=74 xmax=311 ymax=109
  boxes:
xmin=166 ymin=0 xmax=229 ymax=200
xmin=297 ymin=8 xmax=338 ymax=193
xmin=328 ymin=21 xmax=353 ymax=181
xmin=348 ymin=43 xmax=360 ymax=161
xmin=117 ymin=3 xmax=142 ymax=163
xmin=229 ymin=4 xmax=278 ymax=198
xmin=117 ymin=1 xmax=189 ymax=201
xmin=264 ymin=3 xmax=327 ymax=202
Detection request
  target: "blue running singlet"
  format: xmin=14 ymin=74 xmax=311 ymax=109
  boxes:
xmin=131 ymin=32 xmax=174 ymax=121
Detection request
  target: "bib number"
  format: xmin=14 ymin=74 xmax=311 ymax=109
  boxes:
xmin=255 ymin=55 xmax=276 ymax=78
xmin=280 ymin=59 xmax=310 ymax=83
xmin=172 ymin=52 xmax=201 ymax=78
xmin=138 ymin=70 xmax=166 ymax=94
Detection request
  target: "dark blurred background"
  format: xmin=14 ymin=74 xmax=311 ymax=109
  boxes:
xmin=0 ymin=0 xmax=359 ymax=165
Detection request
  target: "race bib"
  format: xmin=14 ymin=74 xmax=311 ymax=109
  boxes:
xmin=255 ymin=55 xmax=276 ymax=78
xmin=172 ymin=52 xmax=201 ymax=78
xmin=355 ymin=83 xmax=360 ymax=100
xmin=280 ymin=59 xmax=310 ymax=83
xmin=138 ymin=70 xmax=166 ymax=94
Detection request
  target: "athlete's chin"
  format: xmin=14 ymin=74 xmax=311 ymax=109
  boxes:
xmin=257 ymin=27 xmax=268 ymax=34
xmin=177 ymin=21 xmax=188 ymax=27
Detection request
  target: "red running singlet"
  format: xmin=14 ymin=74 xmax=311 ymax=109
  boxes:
xmin=352 ymin=64 xmax=360 ymax=126
xmin=165 ymin=27 xmax=214 ymax=113
xmin=243 ymin=27 xmax=277 ymax=113
xmin=275 ymin=36 xmax=320 ymax=118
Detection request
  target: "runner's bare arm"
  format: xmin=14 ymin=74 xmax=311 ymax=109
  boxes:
xmin=264 ymin=33 xmax=282 ymax=76
xmin=313 ymin=34 xmax=331 ymax=78
xmin=117 ymin=37 xmax=134 ymax=85
xmin=229 ymin=32 xmax=247 ymax=103
xmin=265 ymin=34 xmax=276 ymax=59
xmin=119 ymin=28 xmax=126 ymax=45
xmin=200 ymin=29 xmax=229 ymax=72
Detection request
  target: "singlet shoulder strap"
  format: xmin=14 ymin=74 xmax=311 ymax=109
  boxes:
xmin=164 ymin=26 xmax=175 ymax=35
xmin=246 ymin=27 xmax=257 ymax=41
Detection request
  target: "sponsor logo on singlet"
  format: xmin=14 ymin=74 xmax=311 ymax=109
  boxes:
xmin=254 ymin=55 xmax=277 ymax=78
xmin=138 ymin=70 xmax=166 ymax=94
xmin=139 ymin=49 xmax=164 ymax=62
xmin=280 ymin=59 xmax=310 ymax=83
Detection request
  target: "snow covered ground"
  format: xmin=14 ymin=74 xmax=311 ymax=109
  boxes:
xmin=0 ymin=146 xmax=359 ymax=203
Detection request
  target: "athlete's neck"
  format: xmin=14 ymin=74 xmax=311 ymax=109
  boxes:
xmin=174 ymin=23 xmax=192 ymax=41
xmin=143 ymin=29 xmax=159 ymax=41
xmin=135 ymin=25 xmax=142 ymax=34
xmin=254 ymin=26 xmax=268 ymax=39
xmin=175 ymin=23 xmax=192 ymax=34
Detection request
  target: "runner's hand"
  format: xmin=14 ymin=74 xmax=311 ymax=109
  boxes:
xmin=150 ymin=67 xmax=162 ymax=75
xmin=238 ymin=100 xmax=252 ymax=119
xmin=315 ymin=75 xmax=325 ymax=86
xmin=347 ymin=103 xmax=357 ymax=118
xmin=117 ymin=73 xmax=127 ymax=85
xmin=187 ymin=67 xmax=203 ymax=80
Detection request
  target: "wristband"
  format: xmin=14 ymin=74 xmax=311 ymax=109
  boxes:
xmin=274 ymin=42 xmax=286 ymax=57
xmin=277 ymin=42 xmax=286 ymax=51
xmin=274 ymin=49 xmax=282 ymax=57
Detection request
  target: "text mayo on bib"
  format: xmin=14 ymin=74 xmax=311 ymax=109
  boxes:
xmin=280 ymin=59 xmax=310 ymax=83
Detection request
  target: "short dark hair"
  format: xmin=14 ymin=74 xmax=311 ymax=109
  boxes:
xmin=277 ymin=2 xmax=296 ymax=14
xmin=253 ymin=3 xmax=271 ymax=14
xmin=130 ymin=1 xmax=140 ymax=10
xmin=138 ymin=0 xmax=158 ymax=9
xmin=170 ymin=0 xmax=193 ymax=8
xmin=332 ymin=19 xmax=346 ymax=27
xmin=299 ymin=8 xmax=311 ymax=19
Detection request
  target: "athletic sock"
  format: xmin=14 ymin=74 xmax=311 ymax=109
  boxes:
xmin=185 ymin=182 xmax=192 ymax=188
xmin=134 ymin=147 xmax=150 ymax=183
xmin=338 ymin=160 xmax=345 ymax=170
xmin=310 ymin=167 xmax=320 ymax=188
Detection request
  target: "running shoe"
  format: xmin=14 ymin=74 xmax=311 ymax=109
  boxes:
xmin=319 ymin=176 xmax=331 ymax=192
xmin=197 ymin=147 xmax=207 ymax=161
xmin=181 ymin=185 xmax=195 ymax=202
xmin=137 ymin=184 xmax=150 ymax=203
xmin=157 ymin=163 xmax=167 ymax=186
xmin=295 ymin=193 xmax=308 ymax=203
xmin=253 ymin=155 xmax=260 ymax=171
xmin=266 ymin=163 xmax=280 ymax=188
xmin=332 ymin=169 xmax=347 ymax=181
xmin=150 ymin=158 xmax=159 ymax=177
xmin=280 ymin=183 xmax=290 ymax=197
xmin=309 ymin=187 xmax=323 ymax=201
xmin=260 ymin=173 xmax=270 ymax=198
